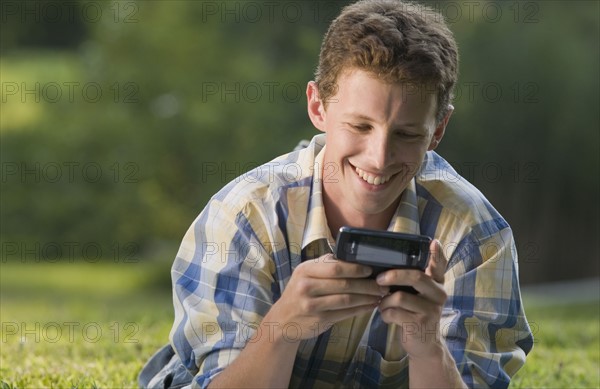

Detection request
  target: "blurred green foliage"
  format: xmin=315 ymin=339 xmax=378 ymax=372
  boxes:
xmin=1 ymin=0 xmax=598 ymax=284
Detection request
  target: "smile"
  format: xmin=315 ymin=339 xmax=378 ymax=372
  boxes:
xmin=354 ymin=166 xmax=392 ymax=186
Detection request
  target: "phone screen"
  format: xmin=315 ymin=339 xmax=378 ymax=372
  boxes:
xmin=337 ymin=227 xmax=429 ymax=270
xmin=355 ymin=242 xmax=410 ymax=265
xmin=336 ymin=227 xmax=431 ymax=294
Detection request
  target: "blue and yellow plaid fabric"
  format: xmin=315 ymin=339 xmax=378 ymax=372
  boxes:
xmin=169 ymin=134 xmax=533 ymax=388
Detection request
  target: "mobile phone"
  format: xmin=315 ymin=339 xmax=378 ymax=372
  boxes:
xmin=334 ymin=226 xmax=432 ymax=294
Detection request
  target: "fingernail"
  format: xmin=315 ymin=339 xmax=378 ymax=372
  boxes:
xmin=379 ymin=286 xmax=390 ymax=295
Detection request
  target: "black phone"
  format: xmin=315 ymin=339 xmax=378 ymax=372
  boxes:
xmin=334 ymin=226 xmax=432 ymax=294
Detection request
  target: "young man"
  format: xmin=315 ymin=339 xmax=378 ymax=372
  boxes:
xmin=140 ymin=1 xmax=533 ymax=387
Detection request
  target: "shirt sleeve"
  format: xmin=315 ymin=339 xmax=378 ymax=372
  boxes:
xmin=442 ymin=224 xmax=534 ymax=389
xmin=168 ymin=198 xmax=276 ymax=389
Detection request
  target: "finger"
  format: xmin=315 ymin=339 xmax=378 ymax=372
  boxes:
xmin=378 ymin=290 xmax=438 ymax=314
xmin=378 ymin=305 xmax=419 ymax=326
xmin=309 ymin=278 xmax=389 ymax=297
xmin=305 ymin=293 xmax=382 ymax=313
xmin=425 ymin=239 xmax=448 ymax=284
xmin=376 ymin=269 xmax=446 ymax=304
xmin=303 ymin=254 xmax=373 ymax=279
xmin=376 ymin=268 xmax=422 ymax=286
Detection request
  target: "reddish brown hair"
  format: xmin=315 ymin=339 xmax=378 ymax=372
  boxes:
xmin=315 ymin=0 xmax=459 ymax=122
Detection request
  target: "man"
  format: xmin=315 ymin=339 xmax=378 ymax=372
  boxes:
xmin=140 ymin=0 xmax=533 ymax=387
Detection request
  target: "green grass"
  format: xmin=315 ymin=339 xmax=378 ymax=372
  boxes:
xmin=1 ymin=262 xmax=599 ymax=388
xmin=0 ymin=261 xmax=173 ymax=388
xmin=510 ymin=300 xmax=599 ymax=388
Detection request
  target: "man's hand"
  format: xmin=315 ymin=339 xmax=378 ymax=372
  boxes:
xmin=209 ymin=254 xmax=388 ymax=388
xmin=376 ymin=239 xmax=449 ymax=358
xmin=269 ymin=253 xmax=389 ymax=340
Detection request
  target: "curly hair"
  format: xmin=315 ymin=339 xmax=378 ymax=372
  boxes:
xmin=315 ymin=0 xmax=459 ymax=123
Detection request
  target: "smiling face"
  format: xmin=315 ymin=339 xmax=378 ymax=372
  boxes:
xmin=307 ymin=68 xmax=452 ymax=233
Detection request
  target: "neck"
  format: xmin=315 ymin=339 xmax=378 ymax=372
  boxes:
xmin=323 ymin=195 xmax=398 ymax=238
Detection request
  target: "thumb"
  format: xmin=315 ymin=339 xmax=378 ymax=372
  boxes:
xmin=425 ymin=239 xmax=448 ymax=284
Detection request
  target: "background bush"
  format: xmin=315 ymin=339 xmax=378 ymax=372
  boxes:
xmin=1 ymin=0 xmax=598 ymax=284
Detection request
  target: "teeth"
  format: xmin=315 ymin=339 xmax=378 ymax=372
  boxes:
xmin=355 ymin=167 xmax=391 ymax=186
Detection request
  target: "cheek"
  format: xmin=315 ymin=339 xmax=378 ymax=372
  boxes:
xmin=331 ymin=131 xmax=361 ymax=156
xmin=395 ymin=143 xmax=427 ymax=161
xmin=394 ymin=145 xmax=429 ymax=175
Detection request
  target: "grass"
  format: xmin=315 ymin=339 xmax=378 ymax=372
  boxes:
xmin=1 ymin=261 xmax=598 ymax=388
xmin=0 ymin=261 xmax=173 ymax=388
xmin=510 ymin=300 xmax=599 ymax=388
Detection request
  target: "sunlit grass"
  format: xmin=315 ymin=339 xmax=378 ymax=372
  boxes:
xmin=1 ymin=261 xmax=598 ymax=388
xmin=0 ymin=261 xmax=173 ymax=388
xmin=511 ymin=301 xmax=600 ymax=388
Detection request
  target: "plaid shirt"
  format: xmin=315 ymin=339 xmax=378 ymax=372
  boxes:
xmin=169 ymin=134 xmax=533 ymax=388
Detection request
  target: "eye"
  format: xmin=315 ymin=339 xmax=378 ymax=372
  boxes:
xmin=344 ymin=122 xmax=372 ymax=134
xmin=349 ymin=123 xmax=371 ymax=132
xmin=395 ymin=131 xmax=423 ymax=139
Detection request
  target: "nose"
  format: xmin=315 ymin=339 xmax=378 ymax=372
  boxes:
xmin=367 ymin=131 xmax=394 ymax=171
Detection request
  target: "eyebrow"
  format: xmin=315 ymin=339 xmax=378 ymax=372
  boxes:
xmin=346 ymin=113 xmax=423 ymax=130
xmin=346 ymin=113 xmax=375 ymax=122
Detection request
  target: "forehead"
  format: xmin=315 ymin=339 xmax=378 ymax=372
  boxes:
xmin=332 ymin=69 xmax=438 ymax=124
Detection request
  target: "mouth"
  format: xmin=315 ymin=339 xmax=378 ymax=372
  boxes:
xmin=353 ymin=165 xmax=393 ymax=186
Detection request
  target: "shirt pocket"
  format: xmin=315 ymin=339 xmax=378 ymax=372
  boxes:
xmin=343 ymin=346 xmax=409 ymax=389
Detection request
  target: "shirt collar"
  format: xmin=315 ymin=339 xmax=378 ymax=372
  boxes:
xmin=387 ymin=178 xmax=421 ymax=235
xmin=301 ymin=143 xmax=335 ymax=251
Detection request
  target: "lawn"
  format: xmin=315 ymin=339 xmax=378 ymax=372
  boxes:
xmin=510 ymin=301 xmax=599 ymax=388
xmin=0 ymin=261 xmax=173 ymax=388
xmin=1 ymin=261 xmax=598 ymax=388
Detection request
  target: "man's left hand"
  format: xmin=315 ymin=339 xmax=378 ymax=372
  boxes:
xmin=376 ymin=239 xmax=449 ymax=358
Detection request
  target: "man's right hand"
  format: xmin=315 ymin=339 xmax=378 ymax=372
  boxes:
xmin=208 ymin=253 xmax=388 ymax=388
xmin=268 ymin=253 xmax=389 ymax=340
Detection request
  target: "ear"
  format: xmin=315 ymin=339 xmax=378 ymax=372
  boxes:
xmin=428 ymin=105 xmax=454 ymax=151
xmin=306 ymin=81 xmax=326 ymax=132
